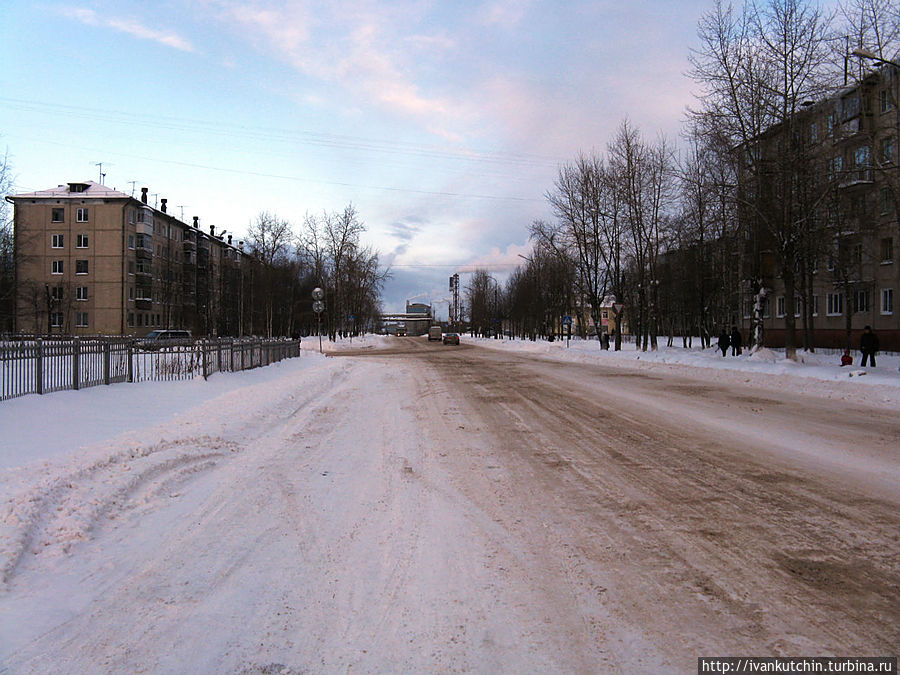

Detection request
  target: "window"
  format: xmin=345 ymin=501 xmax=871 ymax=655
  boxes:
xmin=881 ymin=288 xmax=893 ymax=315
xmin=51 ymin=208 xmax=64 ymax=223
xmin=842 ymin=95 xmax=860 ymax=120
xmin=812 ymin=295 xmax=819 ymax=317
xmin=881 ymin=89 xmax=894 ymax=114
xmin=128 ymin=234 xmax=135 ymax=249
xmin=76 ymin=312 xmax=88 ymax=328
xmin=881 ymin=137 xmax=895 ymax=164
xmin=76 ymin=234 xmax=89 ymax=248
xmin=809 ymin=121 xmax=818 ymax=143
xmin=853 ymin=243 xmax=863 ymax=266
xmin=829 ymin=155 xmax=843 ymax=179
xmin=881 ymin=238 xmax=894 ymax=264
xmin=853 ymin=290 xmax=870 ymax=314
xmin=128 ymin=261 xmax=135 ymax=275
xmin=50 ymin=312 xmax=63 ymax=328
xmin=882 ymin=187 xmax=895 ymax=215
xmin=50 ymin=286 xmax=64 ymax=301
xmin=75 ymin=259 xmax=88 ymax=275
xmin=128 ymin=286 xmax=134 ymax=301
xmin=76 ymin=207 xmax=89 ymax=222
xmin=51 ymin=234 xmax=64 ymax=248
xmin=127 ymin=312 xmax=134 ymax=327
xmin=51 ymin=260 xmax=64 ymax=275
xmin=137 ymin=314 xmax=143 ymax=327
xmin=852 ymin=146 xmax=871 ymax=181
xmin=76 ymin=286 xmax=88 ymax=301
xmin=776 ymin=296 xmax=786 ymax=317
xmin=827 ymin=292 xmax=843 ymax=316
xmin=794 ymin=296 xmax=802 ymax=318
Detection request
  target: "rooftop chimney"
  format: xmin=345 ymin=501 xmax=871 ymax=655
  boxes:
xmin=160 ymin=198 xmax=167 ymax=213
xmin=227 ymin=235 xmax=232 ymax=245
xmin=210 ymin=225 xmax=215 ymax=236
xmin=141 ymin=187 xmax=148 ymax=204
xmin=192 ymin=216 xmax=199 ymax=228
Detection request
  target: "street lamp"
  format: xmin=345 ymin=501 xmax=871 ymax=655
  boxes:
xmin=851 ymin=48 xmax=900 ymax=68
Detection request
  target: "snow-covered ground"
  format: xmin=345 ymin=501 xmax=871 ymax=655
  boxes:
xmin=1 ymin=334 xmax=897 ymax=672
xmin=470 ymin=334 xmax=900 ymax=408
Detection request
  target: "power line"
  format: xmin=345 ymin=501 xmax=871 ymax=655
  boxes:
xmin=0 ymin=96 xmax=564 ymax=170
xmin=9 ymin=133 xmax=546 ymax=204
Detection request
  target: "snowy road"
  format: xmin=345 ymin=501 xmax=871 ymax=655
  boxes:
xmin=1 ymin=338 xmax=898 ymax=673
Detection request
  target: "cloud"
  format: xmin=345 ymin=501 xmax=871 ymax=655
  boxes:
xmin=206 ymin=2 xmax=457 ymax=127
xmin=387 ymin=217 xmax=424 ymax=242
xmin=478 ymin=0 xmax=531 ymax=27
xmin=61 ymin=7 xmax=197 ymax=52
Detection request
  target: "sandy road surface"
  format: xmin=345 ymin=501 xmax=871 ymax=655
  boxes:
xmin=2 ymin=340 xmax=897 ymax=673
xmin=340 ymin=338 xmax=900 ymax=669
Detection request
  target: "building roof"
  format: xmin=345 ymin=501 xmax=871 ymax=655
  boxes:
xmin=12 ymin=180 xmax=132 ymax=200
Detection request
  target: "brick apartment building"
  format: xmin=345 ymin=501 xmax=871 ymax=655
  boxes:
xmin=8 ymin=181 xmax=247 ymax=336
xmin=739 ymin=62 xmax=899 ymax=351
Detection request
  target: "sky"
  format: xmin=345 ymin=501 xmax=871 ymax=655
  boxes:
xmin=1 ymin=0 xmax=714 ymax=314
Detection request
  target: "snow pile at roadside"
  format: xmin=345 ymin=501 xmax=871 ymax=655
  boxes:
xmin=471 ymin=335 xmax=900 ymax=406
xmin=299 ymin=333 xmax=395 ymax=353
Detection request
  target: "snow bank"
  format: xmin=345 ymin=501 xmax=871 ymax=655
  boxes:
xmin=470 ymin=335 xmax=900 ymax=408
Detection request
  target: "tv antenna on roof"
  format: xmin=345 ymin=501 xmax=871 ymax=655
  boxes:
xmin=93 ymin=161 xmax=111 ymax=184
xmin=127 ymin=180 xmax=140 ymax=197
xmin=176 ymin=205 xmax=189 ymax=221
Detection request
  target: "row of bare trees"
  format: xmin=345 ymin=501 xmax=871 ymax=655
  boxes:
xmin=496 ymin=0 xmax=898 ymax=355
xmin=244 ymin=204 xmax=386 ymax=339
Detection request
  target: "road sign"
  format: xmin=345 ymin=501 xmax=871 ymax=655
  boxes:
xmin=312 ymin=287 xmax=324 ymax=301
xmin=563 ymin=315 xmax=572 ymax=326
xmin=313 ymin=300 xmax=325 ymax=314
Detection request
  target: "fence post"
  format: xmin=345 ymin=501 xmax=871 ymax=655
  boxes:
xmin=202 ymin=340 xmax=209 ymax=380
xmin=103 ymin=338 xmax=111 ymax=386
xmin=73 ymin=337 xmax=81 ymax=391
xmin=127 ymin=340 xmax=134 ymax=383
xmin=36 ymin=338 xmax=43 ymax=396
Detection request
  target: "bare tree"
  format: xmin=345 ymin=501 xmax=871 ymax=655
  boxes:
xmin=246 ymin=211 xmax=295 ymax=337
xmin=536 ymin=153 xmax=616 ymax=348
xmin=0 ymin=148 xmax=14 ymax=333
xmin=689 ymin=0 xmax=835 ymax=358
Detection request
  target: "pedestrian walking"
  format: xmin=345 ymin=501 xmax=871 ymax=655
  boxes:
xmin=730 ymin=326 xmax=743 ymax=356
xmin=718 ymin=329 xmax=730 ymax=357
xmin=859 ymin=325 xmax=879 ymax=367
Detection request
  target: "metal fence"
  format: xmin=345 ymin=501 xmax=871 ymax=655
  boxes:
xmin=0 ymin=336 xmax=302 ymax=403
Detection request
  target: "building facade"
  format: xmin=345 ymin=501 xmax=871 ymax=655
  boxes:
xmin=8 ymin=181 xmax=247 ymax=337
xmin=740 ymin=62 xmax=899 ymax=351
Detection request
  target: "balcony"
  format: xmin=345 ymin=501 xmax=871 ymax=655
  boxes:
xmin=839 ymin=168 xmax=873 ymax=188
xmin=135 ymin=298 xmax=153 ymax=310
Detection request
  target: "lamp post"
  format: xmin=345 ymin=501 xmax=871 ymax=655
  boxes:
xmin=851 ymin=48 xmax=900 ymax=68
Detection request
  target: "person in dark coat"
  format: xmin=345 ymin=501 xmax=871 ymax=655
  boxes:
xmin=730 ymin=326 xmax=743 ymax=356
xmin=718 ymin=329 xmax=730 ymax=357
xmin=860 ymin=325 xmax=879 ymax=367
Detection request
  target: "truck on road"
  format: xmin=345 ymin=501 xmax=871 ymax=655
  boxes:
xmin=428 ymin=325 xmax=443 ymax=341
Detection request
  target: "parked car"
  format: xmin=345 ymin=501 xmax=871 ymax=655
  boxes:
xmin=138 ymin=329 xmax=192 ymax=350
xmin=442 ymin=332 xmax=460 ymax=345
xmin=396 ymin=328 xmax=407 ymax=337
